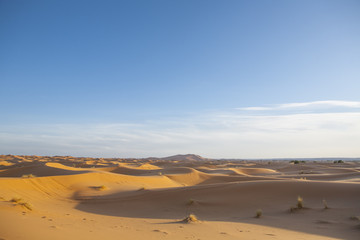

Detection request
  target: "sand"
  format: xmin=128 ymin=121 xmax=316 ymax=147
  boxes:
xmin=0 ymin=154 xmax=359 ymax=240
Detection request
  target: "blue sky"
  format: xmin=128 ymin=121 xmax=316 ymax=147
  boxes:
xmin=1 ymin=0 xmax=360 ymax=158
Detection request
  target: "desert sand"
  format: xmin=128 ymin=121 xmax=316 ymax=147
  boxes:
xmin=0 ymin=154 xmax=359 ymax=240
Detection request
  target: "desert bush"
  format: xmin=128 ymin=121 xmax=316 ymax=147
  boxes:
xmin=183 ymin=214 xmax=198 ymax=223
xmin=10 ymin=197 xmax=32 ymax=210
xmin=187 ymin=198 xmax=195 ymax=205
xmin=97 ymin=185 xmax=107 ymax=191
xmin=297 ymin=196 xmax=303 ymax=209
xmin=350 ymin=216 xmax=360 ymax=221
xmin=290 ymin=196 xmax=304 ymax=212
xmin=255 ymin=209 xmax=262 ymax=218
xmin=10 ymin=197 xmax=23 ymax=203
xmin=22 ymin=174 xmax=36 ymax=178
xmin=323 ymin=199 xmax=329 ymax=209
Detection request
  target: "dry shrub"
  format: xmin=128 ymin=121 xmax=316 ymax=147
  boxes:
xmin=183 ymin=214 xmax=198 ymax=223
xmin=297 ymin=196 xmax=303 ymax=209
xmin=323 ymin=199 xmax=329 ymax=209
xmin=22 ymin=174 xmax=36 ymax=178
xmin=97 ymin=185 xmax=107 ymax=191
xmin=255 ymin=209 xmax=262 ymax=218
xmin=10 ymin=197 xmax=23 ymax=203
xmin=10 ymin=197 xmax=33 ymax=211
xmin=290 ymin=196 xmax=304 ymax=212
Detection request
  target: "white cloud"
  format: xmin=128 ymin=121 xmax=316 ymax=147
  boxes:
xmin=240 ymin=100 xmax=360 ymax=111
xmin=1 ymin=101 xmax=360 ymax=158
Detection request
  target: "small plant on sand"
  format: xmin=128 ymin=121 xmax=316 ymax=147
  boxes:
xmin=322 ymin=199 xmax=329 ymax=209
xmin=97 ymin=185 xmax=107 ymax=191
xmin=255 ymin=209 xmax=262 ymax=218
xmin=183 ymin=213 xmax=198 ymax=223
xmin=10 ymin=197 xmax=32 ymax=211
xmin=10 ymin=197 xmax=23 ymax=203
xmin=187 ymin=198 xmax=195 ymax=205
xmin=297 ymin=196 xmax=303 ymax=209
xmin=22 ymin=174 xmax=36 ymax=178
xmin=290 ymin=196 xmax=304 ymax=212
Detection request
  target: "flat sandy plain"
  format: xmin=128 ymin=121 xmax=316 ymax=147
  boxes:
xmin=0 ymin=154 xmax=359 ymax=240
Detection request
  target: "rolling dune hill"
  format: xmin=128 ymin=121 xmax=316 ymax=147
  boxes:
xmin=0 ymin=154 xmax=359 ymax=240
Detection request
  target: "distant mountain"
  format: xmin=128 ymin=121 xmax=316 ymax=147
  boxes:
xmin=145 ymin=154 xmax=210 ymax=161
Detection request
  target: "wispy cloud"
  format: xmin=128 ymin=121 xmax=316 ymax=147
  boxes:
xmin=239 ymin=100 xmax=360 ymax=111
xmin=1 ymin=101 xmax=359 ymax=158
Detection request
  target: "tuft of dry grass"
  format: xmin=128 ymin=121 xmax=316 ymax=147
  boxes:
xmin=323 ymin=199 xmax=329 ymax=209
xmin=183 ymin=214 xmax=198 ymax=223
xmin=255 ymin=209 xmax=262 ymax=218
xmin=290 ymin=196 xmax=304 ymax=212
xmin=297 ymin=196 xmax=303 ymax=209
xmin=350 ymin=216 xmax=360 ymax=221
xmin=10 ymin=197 xmax=23 ymax=203
xmin=10 ymin=197 xmax=33 ymax=211
xmin=96 ymin=185 xmax=108 ymax=191
xmin=22 ymin=174 xmax=36 ymax=178
xmin=187 ymin=198 xmax=195 ymax=205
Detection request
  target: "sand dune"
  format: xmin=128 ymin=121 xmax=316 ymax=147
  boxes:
xmin=0 ymin=154 xmax=359 ymax=240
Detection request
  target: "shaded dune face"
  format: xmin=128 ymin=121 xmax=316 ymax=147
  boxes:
xmin=75 ymin=180 xmax=360 ymax=217
xmin=0 ymin=162 xmax=91 ymax=177
xmin=1 ymin=155 xmax=360 ymax=240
